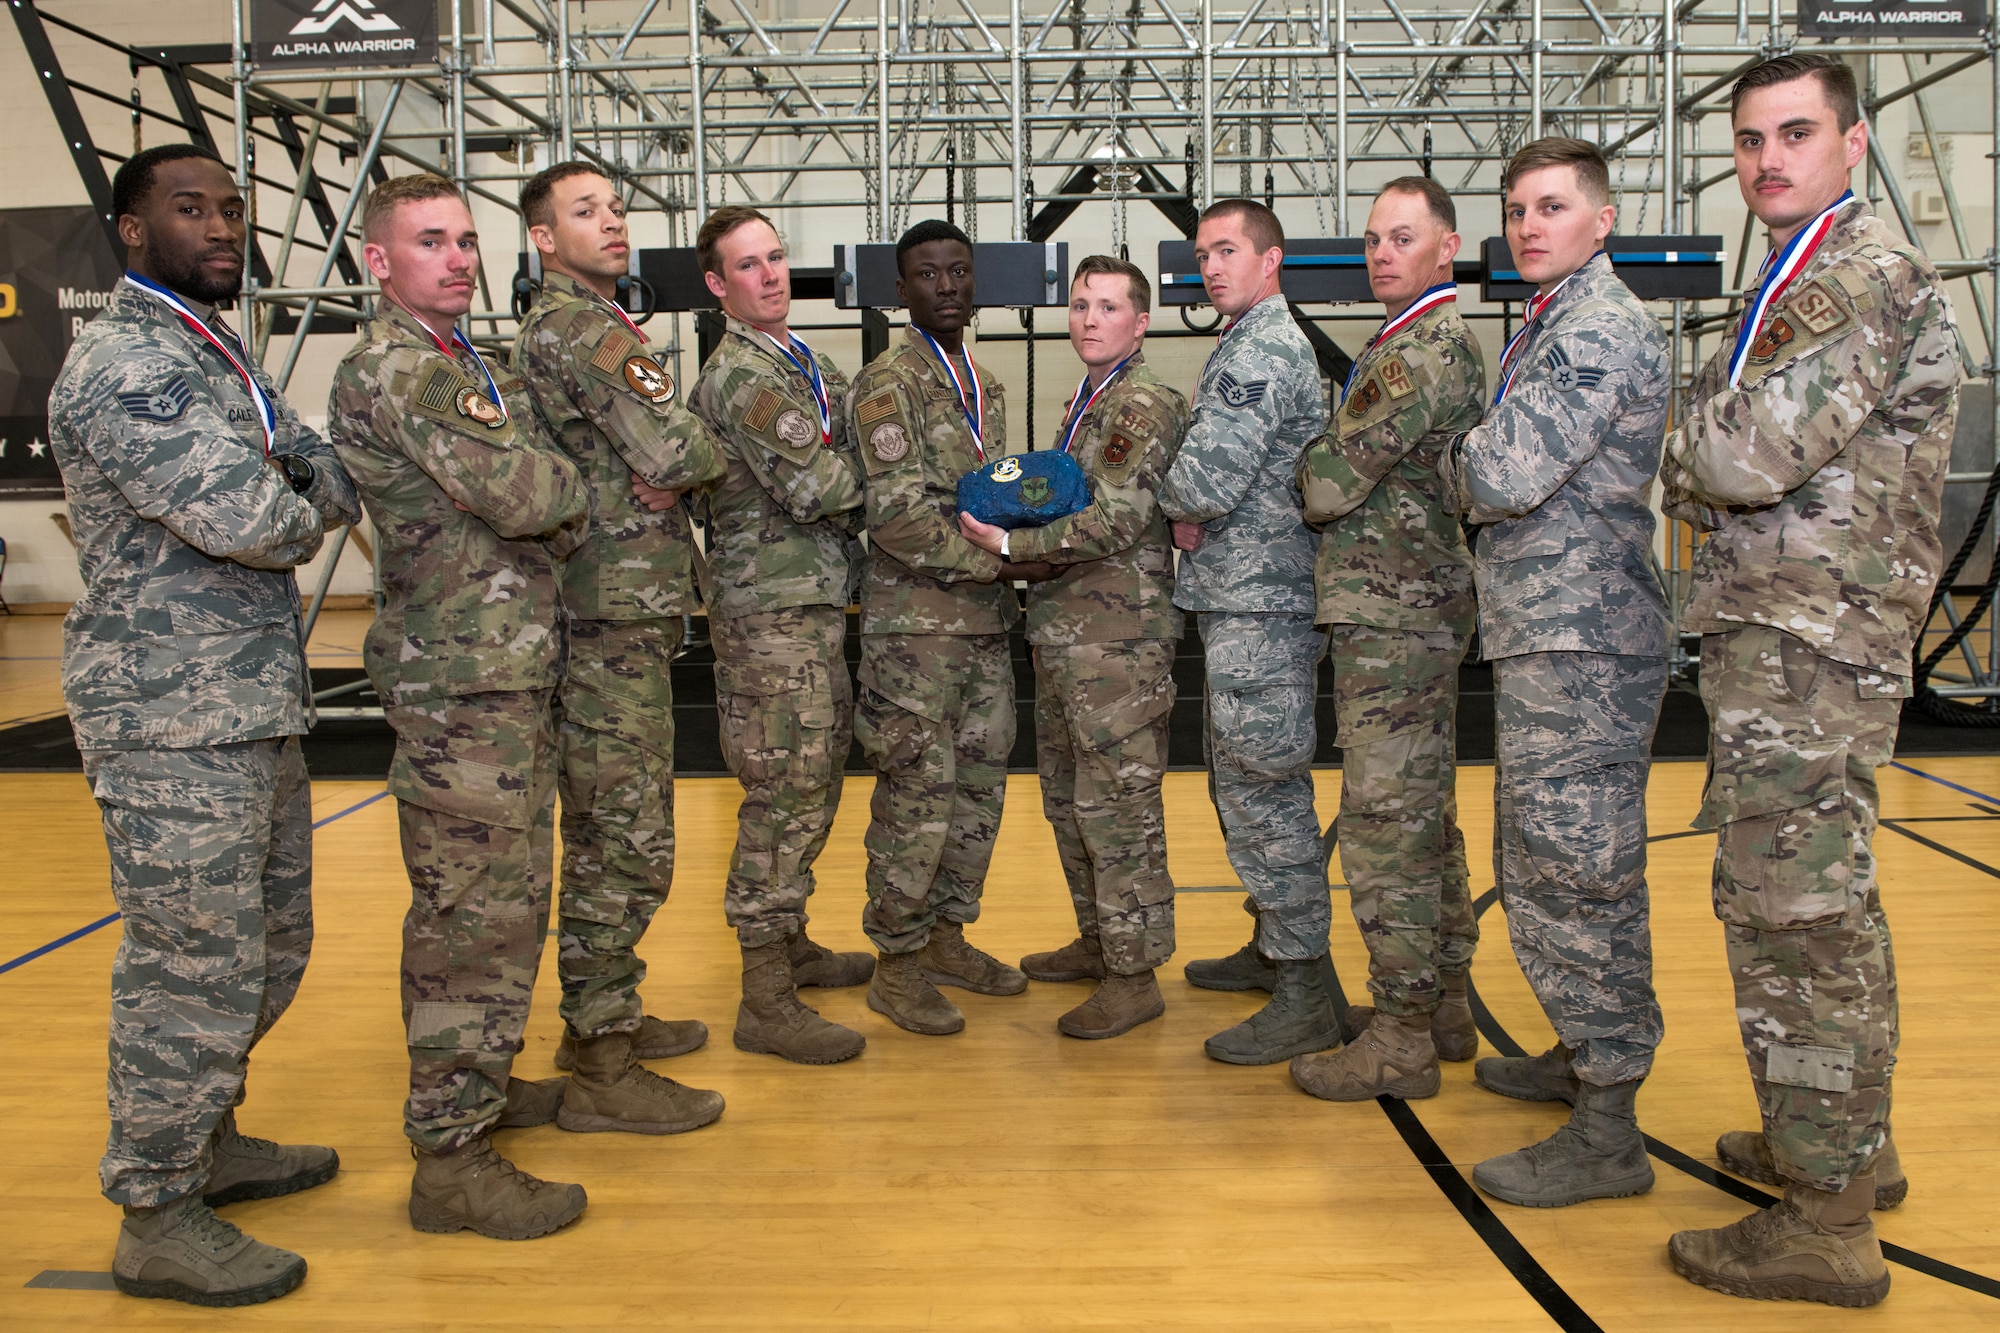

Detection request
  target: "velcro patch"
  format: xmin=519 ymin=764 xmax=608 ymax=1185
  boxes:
xmin=116 ymin=375 xmax=195 ymax=423
xmin=1791 ymin=280 xmax=1850 ymax=336
xmin=744 ymin=387 xmax=784 ymax=433
xmin=1765 ymin=1043 xmax=1855 ymax=1094
xmin=1102 ymin=432 xmax=1135 ymax=466
xmin=1380 ymin=356 xmax=1416 ymax=400
xmin=590 ymin=330 xmax=639 ymax=377
xmin=856 ymin=392 xmax=898 ymax=426
xmin=417 ymin=365 xmax=466 ymax=414
xmin=1345 ymin=379 xmax=1382 ymax=418
xmin=1215 ymin=371 xmax=1268 ymax=409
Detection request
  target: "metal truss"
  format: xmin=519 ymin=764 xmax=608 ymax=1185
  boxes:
xmin=12 ymin=0 xmax=2000 ymax=703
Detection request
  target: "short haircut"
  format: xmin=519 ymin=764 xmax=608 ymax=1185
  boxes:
xmin=696 ymin=205 xmax=778 ymax=275
xmin=1377 ymin=175 xmax=1456 ymax=232
xmin=1199 ymin=199 xmax=1285 ymax=254
xmin=1503 ymin=137 xmax=1611 ymax=208
xmin=362 ymin=172 xmax=465 ymax=242
xmin=1071 ymin=254 xmax=1152 ymax=312
xmin=519 ymin=161 xmax=608 ymax=230
xmin=896 ymin=218 xmax=973 ymax=274
xmin=112 ymin=143 xmax=224 ymax=221
xmin=1731 ymin=53 xmax=1862 ymax=131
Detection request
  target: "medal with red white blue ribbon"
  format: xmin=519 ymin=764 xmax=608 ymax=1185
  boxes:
xmin=1055 ymin=354 xmax=1134 ymax=454
xmin=1492 ymin=262 xmax=1590 ymax=405
xmin=1343 ymin=281 xmax=1456 ymax=403
xmin=916 ymin=326 xmax=986 ymax=461
xmin=760 ymin=330 xmax=833 ymax=444
xmin=405 ymin=305 xmax=508 ymax=424
xmin=126 ymin=270 xmax=277 ymax=456
xmin=1728 ymin=190 xmax=1855 ymax=388
xmin=596 ymin=289 xmax=650 ymax=345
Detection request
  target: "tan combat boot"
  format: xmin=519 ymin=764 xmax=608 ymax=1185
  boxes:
xmin=408 ymin=1135 xmax=586 ymax=1240
xmin=495 ymin=1074 xmax=567 ymax=1129
xmin=1021 ymin=936 xmax=1107 ymax=983
xmin=788 ymin=930 xmax=876 ymax=988
xmin=1291 ymin=1011 xmax=1441 ymax=1101
xmin=202 ymin=1109 xmax=339 ymax=1208
xmin=113 ymin=1194 xmax=305 ymax=1306
xmin=920 ymin=919 xmax=1029 ymax=995
xmin=1717 ymin=1128 xmax=1907 ymax=1210
xmin=867 ymin=950 xmax=965 ymax=1035
xmin=1056 ymin=970 xmax=1165 ymax=1039
xmin=555 ymin=1013 xmax=707 ymax=1070
xmin=734 ymin=941 xmax=866 ymax=1064
xmin=1669 ymin=1173 xmax=1889 ymax=1307
xmin=1344 ymin=971 xmax=1476 ymax=1063
xmin=557 ymin=1031 xmax=726 ymax=1135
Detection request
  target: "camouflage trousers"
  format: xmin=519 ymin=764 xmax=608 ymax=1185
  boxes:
xmin=714 ymin=605 xmax=854 ymax=948
xmin=1695 ymin=626 xmax=1903 ymax=1191
xmin=1493 ymin=651 xmax=1667 ymax=1086
xmin=1200 ymin=612 xmax=1331 ymax=962
xmin=556 ymin=618 xmax=677 ymax=1038
xmin=387 ymin=690 xmax=558 ymax=1151
xmin=84 ymin=736 xmax=313 ymax=1207
xmin=1034 ymin=638 xmax=1178 ymax=975
xmin=855 ymin=632 xmax=1015 ymax=954
xmin=1326 ymin=624 xmax=1476 ymax=1017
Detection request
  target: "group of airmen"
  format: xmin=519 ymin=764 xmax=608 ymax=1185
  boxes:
xmin=48 ymin=50 xmax=1950 ymax=1312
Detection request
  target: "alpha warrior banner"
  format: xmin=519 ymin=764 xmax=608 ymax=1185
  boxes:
xmin=1799 ymin=0 xmax=1987 ymax=37
xmin=252 ymin=0 xmax=440 ymax=69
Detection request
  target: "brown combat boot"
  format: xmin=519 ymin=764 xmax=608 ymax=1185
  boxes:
xmin=920 ymin=919 xmax=1029 ymax=995
xmin=788 ymin=930 xmax=876 ymax=988
xmin=1291 ymin=1011 xmax=1441 ymax=1101
xmin=408 ymin=1135 xmax=586 ymax=1240
xmin=867 ymin=950 xmax=965 ymax=1035
xmin=1056 ymin=970 xmax=1165 ymax=1039
xmin=202 ymin=1109 xmax=340 ymax=1208
xmin=113 ymin=1194 xmax=305 ymax=1306
xmin=1669 ymin=1173 xmax=1889 ymax=1307
xmin=1021 ymin=936 xmax=1108 ymax=983
xmin=555 ymin=1013 xmax=707 ymax=1070
xmin=1717 ymin=1128 xmax=1907 ymax=1210
xmin=557 ymin=1031 xmax=726 ymax=1135
xmin=495 ymin=1074 xmax=566 ymax=1129
xmin=734 ymin=941 xmax=866 ymax=1064
xmin=1433 ymin=971 xmax=1478 ymax=1061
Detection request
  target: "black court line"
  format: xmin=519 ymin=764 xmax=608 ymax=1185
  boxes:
xmin=1465 ymin=888 xmax=2000 ymax=1301
xmin=1880 ymin=820 xmax=2000 ymax=881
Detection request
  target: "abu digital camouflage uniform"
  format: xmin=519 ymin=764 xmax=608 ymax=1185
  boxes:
xmin=1299 ymin=297 xmax=1482 ymax=1018
xmin=1438 ymin=252 xmax=1672 ymax=1087
xmin=330 ymin=302 xmax=589 ymax=1151
xmin=1159 ymin=294 xmax=1330 ymax=962
xmin=689 ymin=316 xmax=864 ymax=948
xmin=1662 ymin=200 xmax=1960 ymax=1189
xmin=849 ymin=326 xmax=1016 ymax=954
xmin=1010 ymin=353 xmax=1188 ymax=975
xmin=50 ymin=276 xmax=359 ymax=1208
xmin=512 ymin=271 xmax=726 ymax=1037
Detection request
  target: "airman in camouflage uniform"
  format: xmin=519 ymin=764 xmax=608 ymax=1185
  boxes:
xmin=1159 ymin=201 xmax=1337 ymax=1066
xmin=1436 ymin=140 xmax=1670 ymax=1210
xmin=513 ymin=170 xmax=734 ymax=1129
xmin=1289 ymin=178 xmax=1485 ymax=1104
xmin=50 ymin=145 xmax=357 ymax=1306
xmin=689 ymin=204 xmax=876 ymax=1066
xmin=850 ymin=220 xmax=1033 ymax=1035
xmin=1661 ymin=56 xmax=1957 ymax=1307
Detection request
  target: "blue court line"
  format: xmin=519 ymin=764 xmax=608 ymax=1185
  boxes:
xmin=0 ymin=786 xmax=389 ymax=978
xmin=1890 ymin=760 xmax=2000 ymax=807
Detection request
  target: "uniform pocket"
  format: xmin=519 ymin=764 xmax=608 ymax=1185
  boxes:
xmin=1697 ymin=742 xmax=1858 ymax=930
xmin=1210 ymin=680 xmax=1316 ymax=780
xmin=388 ymin=749 xmax=534 ymax=831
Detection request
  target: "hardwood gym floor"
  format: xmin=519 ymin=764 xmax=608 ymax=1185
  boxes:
xmin=1 ymin=612 xmax=1996 ymax=1329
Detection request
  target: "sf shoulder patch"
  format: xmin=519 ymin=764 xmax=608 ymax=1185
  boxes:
xmin=856 ymin=392 xmax=898 ymax=426
xmin=869 ymin=421 xmax=910 ymax=462
xmin=1380 ymin=356 xmax=1416 ymax=400
xmin=116 ymin=375 xmax=195 ymax=423
xmin=1790 ymin=280 xmax=1850 ymax=337
xmin=1215 ymin=371 xmax=1268 ymax=409
xmin=744 ymin=386 xmax=784 ymax=433
xmin=1542 ymin=342 xmax=1607 ymax=393
xmin=1345 ymin=378 xmax=1383 ymax=418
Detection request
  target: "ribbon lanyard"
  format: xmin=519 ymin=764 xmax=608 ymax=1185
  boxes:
xmin=411 ymin=312 xmax=507 ymax=422
xmin=125 ymin=271 xmax=277 ymax=456
xmin=915 ymin=326 xmax=985 ymax=461
xmin=1492 ymin=263 xmax=1589 ymax=405
xmin=1341 ymin=282 xmax=1456 ymax=403
xmin=595 ymin=288 xmax=649 ymax=345
xmin=1055 ymin=355 xmax=1134 ymax=454
xmin=760 ymin=330 xmax=832 ymax=444
xmin=1728 ymin=190 xmax=1854 ymax=388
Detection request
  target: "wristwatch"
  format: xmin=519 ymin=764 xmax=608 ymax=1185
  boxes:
xmin=273 ymin=453 xmax=316 ymax=496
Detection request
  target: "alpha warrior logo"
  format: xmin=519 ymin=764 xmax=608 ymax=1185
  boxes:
xmin=289 ymin=1 xmax=401 ymax=35
xmin=258 ymin=0 xmax=433 ymax=65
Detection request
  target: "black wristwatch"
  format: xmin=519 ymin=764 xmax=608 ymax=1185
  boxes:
xmin=273 ymin=453 xmax=316 ymax=496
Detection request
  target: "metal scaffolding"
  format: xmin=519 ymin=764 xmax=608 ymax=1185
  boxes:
xmin=12 ymin=0 xmax=2000 ymax=707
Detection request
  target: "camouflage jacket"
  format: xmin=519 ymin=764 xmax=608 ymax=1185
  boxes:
xmin=689 ymin=316 xmax=864 ymax=619
xmin=49 ymin=276 xmax=360 ymax=750
xmin=849 ymin=325 xmax=1018 ymax=635
xmin=1012 ymin=352 xmax=1188 ymax=646
xmin=1159 ymin=294 xmax=1325 ymax=613
xmin=511 ymin=271 xmax=725 ymax=622
xmin=1300 ymin=298 xmax=1481 ymax=635
xmin=1438 ymin=253 xmax=1670 ymax=660
xmin=1662 ymin=202 xmax=1960 ymax=676
xmin=330 ymin=302 xmax=589 ymax=700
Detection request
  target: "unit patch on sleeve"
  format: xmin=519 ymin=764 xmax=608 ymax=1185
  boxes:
xmin=622 ymin=356 xmax=675 ymax=405
xmin=744 ymin=387 xmax=784 ymax=433
xmin=1102 ymin=432 xmax=1135 ymax=466
xmin=1345 ymin=378 xmax=1382 ymax=418
xmin=456 ymin=386 xmax=507 ymax=428
xmin=774 ymin=408 xmax=816 ymax=447
xmin=869 ymin=421 xmax=910 ymax=461
xmin=1749 ymin=316 xmax=1797 ymax=364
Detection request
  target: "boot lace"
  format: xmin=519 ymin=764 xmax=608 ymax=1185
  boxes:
xmin=174 ymin=1200 xmax=250 ymax=1255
